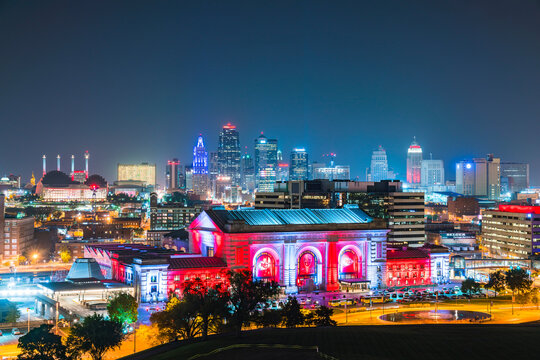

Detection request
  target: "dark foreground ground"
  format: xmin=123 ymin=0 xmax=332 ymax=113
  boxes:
xmin=121 ymin=324 xmax=540 ymax=360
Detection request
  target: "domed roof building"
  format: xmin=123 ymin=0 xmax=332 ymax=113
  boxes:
xmin=36 ymin=171 xmax=108 ymax=202
xmin=41 ymin=171 xmax=75 ymax=186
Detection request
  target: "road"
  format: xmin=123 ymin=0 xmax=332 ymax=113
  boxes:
xmin=0 ymin=263 xmax=72 ymax=274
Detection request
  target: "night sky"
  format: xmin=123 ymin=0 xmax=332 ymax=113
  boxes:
xmin=1 ymin=1 xmax=539 ymax=185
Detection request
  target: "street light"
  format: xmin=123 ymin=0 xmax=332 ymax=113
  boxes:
xmin=27 ymin=308 xmax=30 ymax=333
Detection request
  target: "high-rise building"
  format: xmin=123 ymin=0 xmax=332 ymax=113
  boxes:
xmin=500 ymin=162 xmax=529 ymax=195
xmin=290 ymin=148 xmax=309 ymax=181
xmin=209 ymin=152 xmax=219 ymax=181
xmin=241 ymin=154 xmax=255 ymax=192
xmin=0 ymin=195 xmax=35 ymax=262
xmin=166 ymin=159 xmax=184 ymax=191
xmin=117 ymin=163 xmax=156 ymax=187
xmin=421 ymin=159 xmax=445 ymax=187
xmin=277 ymin=163 xmax=289 ymax=182
xmin=482 ymin=204 xmax=540 ymax=258
xmin=406 ymin=137 xmax=422 ymax=184
xmin=218 ymin=123 xmax=241 ymax=186
xmin=184 ymin=165 xmax=193 ymax=191
xmin=456 ymin=154 xmax=500 ymax=200
xmin=254 ymin=134 xmax=278 ymax=192
xmin=369 ymin=146 xmax=389 ymax=182
xmin=192 ymin=136 xmax=209 ymax=197
xmin=312 ymin=164 xmax=350 ymax=181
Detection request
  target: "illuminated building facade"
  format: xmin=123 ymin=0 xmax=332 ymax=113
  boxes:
xmin=368 ymin=146 xmax=389 ymax=182
xmin=218 ymin=124 xmax=241 ymax=186
xmin=456 ymin=155 xmax=500 ymax=200
xmin=482 ymin=204 xmax=540 ymax=258
xmin=148 ymin=192 xmax=203 ymax=246
xmin=117 ymin=163 xmax=156 ymax=187
xmin=254 ymin=134 xmax=278 ymax=192
xmin=188 ymin=206 xmax=389 ymax=293
xmin=406 ymin=137 xmax=422 ymax=184
xmin=166 ymin=158 xmax=184 ymax=191
xmin=84 ymin=244 xmax=227 ymax=302
xmin=386 ymin=244 xmax=450 ymax=286
xmin=192 ymin=136 xmax=209 ymax=197
xmin=500 ymin=162 xmax=529 ymax=195
xmin=36 ymin=171 xmax=107 ymax=202
xmin=241 ymin=154 xmax=255 ymax=192
xmin=312 ymin=164 xmax=350 ymax=181
xmin=421 ymin=159 xmax=444 ymax=187
xmin=290 ymin=148 xmax=308 ymax=181
xmin=0 ymin=195 xmax=35 ymax=262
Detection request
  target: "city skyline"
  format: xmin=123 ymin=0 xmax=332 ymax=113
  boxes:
xmin=1 ymin=1 xmax=539 ymax=185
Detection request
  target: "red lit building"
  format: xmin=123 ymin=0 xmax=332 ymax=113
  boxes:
xmin=386 ymin=248 xmax=431 ymax=287
xmin=188 ymin=206 xmax=389 ymax=293
xmin=84 ymin=244 xmax=227 ymax=302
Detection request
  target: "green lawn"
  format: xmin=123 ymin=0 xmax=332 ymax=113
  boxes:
xmin=123 ymin=324 xmax=540 ymax=360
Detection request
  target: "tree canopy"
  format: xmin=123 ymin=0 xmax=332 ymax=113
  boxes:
xmin=281 ymin=296 xmax=304 ymax=328
xmin=505 ymin=268 xmax=532 ymax=296
xmin=107 ymin=292 xmax=138 ymax=324
xmin=461 ymin=278 xmax=481 ymax=295
xmin=17 ymin=324 xmax=67 ymax=360
xmin=226 ymin=269 xmax=281 ymax=336
xmin=485 ymin=270 xmax=506 ymax=296
xmin=67 ymin=314 xmax=124 ymax=360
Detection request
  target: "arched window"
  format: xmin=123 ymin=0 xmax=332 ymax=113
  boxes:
xmin=254 ymin=252 xmax=277 ymax=281
xmin=297 ymin=250 xmax=318 ymax=287
xmin=339 ymin=249 xmax=360 ymax=280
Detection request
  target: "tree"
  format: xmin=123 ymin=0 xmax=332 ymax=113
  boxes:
xmin=485 ymin=270 xmax=506 ymax=297
xmin=255 ymin=309 xmax=282 ymax=328
xmin=281 ymin=296 xmax=304 ymax=328
xmin=3 ymin=303 xmax=21 ymax=323
xmin=150 ymin=296 xmax=201 ymax=342
xmin=17 ymin=324 xmax=68 ymax=360
xmin=311 ymin=306 xmax=336 ymax=327
xmin=182 ymin=278 xmax=229 ymax=339
xmin=58 ymin=246 xmax=72 ymax=264
xmin=505 ymin=268 xmax=533 ymax=300
xmin=107 ymin=292 xmax=138 ymax=325
xmin=461 ymin=278 xmax=480 ymax=296
xmin=67 ymin=314 xmax=124 ymax=360
xmin=530 ymin=288 xmax=540 ymax=310
xmin=226 ymin=269 xmax=280 ymax=336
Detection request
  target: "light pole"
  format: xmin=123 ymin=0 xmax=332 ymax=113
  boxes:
xmin=27 ymin=308 xmax=30 ymax=333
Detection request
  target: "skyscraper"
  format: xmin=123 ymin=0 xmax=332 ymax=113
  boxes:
xmin=192 ymin=135 xmax=209 ymax=197
xmin=456 ymin=154 xmax=500 ymax=200
xmin=421 ymin=159 xmax=445 ymax=187
xmin=406 ymin=137 xmax=422 ymax=184
xmin=254 ymin=134 xmax=278 ymax=192
xmin=369 ymin=146 xmax=388 ymax=182
xmin=241 ymin=153 xmax=255 ymax=192
xmin=117 ymin=163 xmax=156 ymax=186
xmin=166 ymin=158 xmax=184 ymax=191
xmin=290 ymin=148 xmax=309 ymax=181
xmin=500 ymin=162 xmax=529 ymax=194
xmin=218 ymin=123 xmax=241 ymax=186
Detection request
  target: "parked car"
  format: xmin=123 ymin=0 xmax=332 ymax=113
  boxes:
xmin=12 ymin=328 xmax=21 ymax=335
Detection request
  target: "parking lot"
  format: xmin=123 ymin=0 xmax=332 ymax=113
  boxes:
xmin=288 ymin=282 xmax=491 ymax=310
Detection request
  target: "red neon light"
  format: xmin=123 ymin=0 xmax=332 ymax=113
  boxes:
xmin=499 ymin=204 xmax=540 ymax=214
xmin=223 ymin=123 xmax=236 ymax=129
